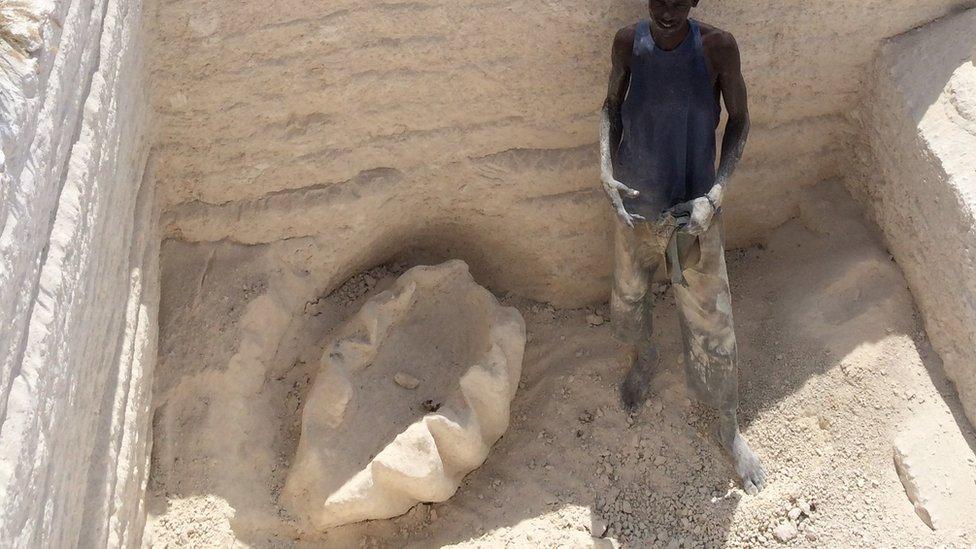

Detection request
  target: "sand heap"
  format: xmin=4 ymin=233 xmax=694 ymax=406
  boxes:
xmin=282 ymin=260 xmax=526 ymax=530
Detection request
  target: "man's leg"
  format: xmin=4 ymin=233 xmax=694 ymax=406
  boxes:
xmin=672 ymin=212 xmax=766 ymax=494
xmin=609 ymin=217 xmax=660 ymax=411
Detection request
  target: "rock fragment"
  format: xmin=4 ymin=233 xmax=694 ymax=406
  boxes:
xmin=590 ymin=515 xmax=609 ymax=537
xmin=893 ymin=413 xmax=976 ymax=530
xmin=772 ymin=521 xmax=797 ymax=542
xmin=394 ymin=372 xmax=420 ymax=389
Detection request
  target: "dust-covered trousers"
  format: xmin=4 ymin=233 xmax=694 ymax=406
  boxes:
xmin=610 ymin=210 xmax=739 ymax=412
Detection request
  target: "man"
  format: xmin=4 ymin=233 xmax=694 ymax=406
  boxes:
xmin=599 ymin=0 xmax=766 ymax=494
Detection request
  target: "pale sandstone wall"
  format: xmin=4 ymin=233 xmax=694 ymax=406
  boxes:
xmin=150 ymin=0 xmax=972 ymax=305
xmin=0 ymin=0 xmax=157 ymax=546
xmin=846 ymin=9 xmax=976 ymax=426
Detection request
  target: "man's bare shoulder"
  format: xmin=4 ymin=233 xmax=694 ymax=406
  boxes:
xmin=696 ymin=21 xmax=740 ymax=69
xmin=697 ymin=22 xmax=739 ymax=53
xmin=612 ymin=24 xmax=637 ymax=57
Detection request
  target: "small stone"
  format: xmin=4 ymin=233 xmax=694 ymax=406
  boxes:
xmin=590 ymin=515 xmax=609 ymax=537
xmin=798 ymin=498 xmax=812 ymax=515
xmin=654 ymin=455 xmax=667 ymax=466
xmin=620 ymin=500 xmax=633 ymax=514
xmin=587 ymin=313 xmax=605 ymax=326
xmin=773 ymin=521 xmax=798 ymax=542
xmin=788 ymin=507 xmax=802 ymax=521
xmin=394 ymin=372 xmax=420 ymax=389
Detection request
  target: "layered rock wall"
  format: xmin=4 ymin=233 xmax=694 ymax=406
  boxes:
xmin=150 ymin=0 xmax=972 ymax=305
xmin=0 ymin=0 xmax=156 ymax=546
xmin=846 ymin=9 xmax=976 ymax=426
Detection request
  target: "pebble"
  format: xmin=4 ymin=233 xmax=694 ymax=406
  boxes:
xmin=590 ymin=516 xmax=609 ymax=537
xmin=620 ymin=501 xmax=633 ymax=514
xmin=587 ymin=313 xmax=605 ymax=326
xmin=788 ymin=507 xmax=802 ymax=521
xmin=394 ymin=372 xmax=420 ymax=389
xmin=773 ymin=522 xmax=798 ymax=542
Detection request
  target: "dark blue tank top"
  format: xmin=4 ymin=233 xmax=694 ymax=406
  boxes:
xmin=614 ymin=18 xmax=721 ymax=219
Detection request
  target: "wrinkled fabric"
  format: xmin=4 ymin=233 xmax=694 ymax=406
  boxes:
xmin=610 ymin=211 xmax=738 ymax=412
xmin=614 ymin=18 xmax=721 ymax=220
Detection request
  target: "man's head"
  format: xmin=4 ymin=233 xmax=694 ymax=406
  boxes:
xmin=647 ymin=0 xmax=699 ymax=35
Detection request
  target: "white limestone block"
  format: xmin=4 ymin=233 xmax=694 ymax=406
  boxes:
xmin=893 ymin=414 xmax=976 ymax=530
xmin=851 ymin=8 xmax=976 ymax=426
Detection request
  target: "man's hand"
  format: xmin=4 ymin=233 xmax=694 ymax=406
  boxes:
xmin=602 ymin=177 xmax=645 ymax=228
xmin=673 ymin=184 xmax=722 ymax=236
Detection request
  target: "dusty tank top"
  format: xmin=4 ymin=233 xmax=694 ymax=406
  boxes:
xmin=614 ymin=18 xmax=721 ymax=220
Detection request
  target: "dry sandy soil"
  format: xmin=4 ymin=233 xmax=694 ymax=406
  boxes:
xmin=145 ymin=183 xmax=976 ymax=548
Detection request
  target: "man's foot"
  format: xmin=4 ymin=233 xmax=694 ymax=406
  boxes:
xmin=619 ymin=345 xmax=657 ymax=411
xmin=719 ymin=411 xmax=766 ymax=494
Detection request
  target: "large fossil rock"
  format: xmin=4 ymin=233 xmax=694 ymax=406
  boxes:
xmin=282 ymin=260 xmax=525 ymax=530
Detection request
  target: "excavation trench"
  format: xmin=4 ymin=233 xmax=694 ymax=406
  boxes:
xmin=144 ymin=182 xmax=976 ymax=548
xmin=143 ymin=4 xmax=976 ymax=547
xmin=3 ymin=1 xmax=976 ymax=546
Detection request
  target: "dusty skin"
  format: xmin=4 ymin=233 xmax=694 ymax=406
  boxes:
xmin=145 ymin=183 xmax=976 ymax=548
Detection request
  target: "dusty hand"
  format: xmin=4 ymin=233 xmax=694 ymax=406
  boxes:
xmin=671 ymin=196 xmax=715 ymax=236
xmin=601 ymin=178 xmax=645 ymax=228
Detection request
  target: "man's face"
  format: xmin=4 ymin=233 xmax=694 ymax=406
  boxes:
xmin=647 ymin=0 xmax=697 ymax=34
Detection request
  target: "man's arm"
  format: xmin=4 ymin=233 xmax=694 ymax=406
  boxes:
xmin=600 ymin=26 xmax=643 ymax=227
xmin=708 ymin=31 xmax=749 ymax=209
xmin=676 ymin=30 xmax=748 ymax=235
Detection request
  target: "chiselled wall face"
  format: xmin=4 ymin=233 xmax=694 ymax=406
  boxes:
xmin=847 ymin=8 xmax=976 ymax=427
xmin=149 ymin=0 xmax=972 ymax=305
xmin=0 ymin=0 xmax=156 ymax=546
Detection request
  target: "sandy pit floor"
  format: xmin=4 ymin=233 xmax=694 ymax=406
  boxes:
xmin=146 ymin=183 xmax=976 ymax=548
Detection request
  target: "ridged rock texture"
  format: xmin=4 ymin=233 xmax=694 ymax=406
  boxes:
xmin=0 ymin=0 xmax=156 ymax=546
xmin=846 ymin=8 xmax=976 ymax=427
xmin=893 ymin=411 xmax=976 ymax=530
xmin=149 ymin=0 xmax=972 ymax=306
xmin=282 ymin=260 xmax=526 ymax=530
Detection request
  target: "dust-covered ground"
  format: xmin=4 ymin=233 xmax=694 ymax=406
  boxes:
xmin=145 ymin=184 xmax=976 ymax=548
